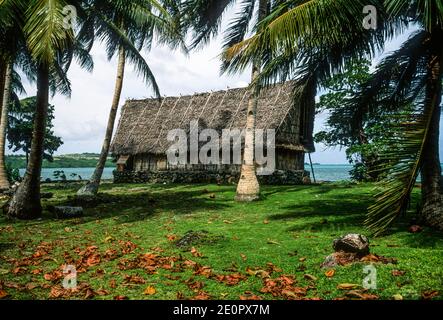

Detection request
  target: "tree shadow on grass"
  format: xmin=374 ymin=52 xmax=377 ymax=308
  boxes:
xmin=5 ymin=185 xmax=234 ymax=226
xmin=269 ymin=197 xmax=367 ymax=235
xmin=42 ymin=186 xmax=234 ymax=225
xmin=267 ymin=189 xmax=443 ymax=249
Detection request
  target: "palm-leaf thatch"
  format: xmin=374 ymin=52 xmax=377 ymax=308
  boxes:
xmin=111 ymin=81 xmax=308 ymax=156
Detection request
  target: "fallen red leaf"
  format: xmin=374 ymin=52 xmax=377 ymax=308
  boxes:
xmin=85 ymin=254 xmax=101 ymax=267
xmin=391 ymin=270 xmax=406 ymax=277
xmin=240 ymin=294 xmax=262 ymax=300
xmin=193 ymin=291 xmax=211 ymax=300
xmin=0 ymin=290 xmax=8 ymax=299
xmin=191 ymin=247 xmax=203 ymax=258
xmin=144 ymin=286 xmax=156 ymax=295
xmin=123 ymin=274 xmax=146 ymax=284
xmin=422 ymin=290 xmax=439 ymax=300
xmin=325 ymin=270 xmax=335 ymax=278
xmin=345 ymin=290 xmax=379 ymax=300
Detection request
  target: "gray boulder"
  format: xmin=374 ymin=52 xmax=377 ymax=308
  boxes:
xmin=50 ymin=206 xmax=84 ymax=219
xmin=333 ymin=234 xmax=369 ymax=256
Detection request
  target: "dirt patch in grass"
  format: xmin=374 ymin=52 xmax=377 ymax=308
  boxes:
xmin=175 ymin=230 xmax=226 ymax=250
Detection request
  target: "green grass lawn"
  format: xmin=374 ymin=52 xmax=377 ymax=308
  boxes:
xmin=0 ymin=182 xmax=442 ymax=300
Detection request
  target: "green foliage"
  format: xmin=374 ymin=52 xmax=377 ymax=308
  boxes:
xmin=5 ymin=153 xmax=114 ymax=169
xmin=7 ymin=96 xmax=63 ymax=163
xmin=314 ymin=59 xmax=394 ymax=182
xmin=5 ymin=162 xmax=20 ymax=183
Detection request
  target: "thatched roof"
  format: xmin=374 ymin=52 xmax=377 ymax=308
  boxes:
xmin=111 ymin=81 xmax=306 ymax=155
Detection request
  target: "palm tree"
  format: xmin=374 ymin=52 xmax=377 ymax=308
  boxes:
xmin=222 ymin=0 xmax=443 ymax=233
xmin=77 ymin=0 xmax=184 ymax=196
xmin=0 ymin=58 xmax=12 ymax=190
xmin=184 ymin=0 xmax=275 ymax=201
xmin=1 ymin=0 xmax=87 ymax=219
xmin=0 ymin=0 xmax=21 ymax=191
xmin=0 ymin=53 xmax=28 ymax=185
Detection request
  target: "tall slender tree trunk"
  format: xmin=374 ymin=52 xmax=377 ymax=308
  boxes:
xmin=77 ymin=46 xmax=126 ymax=196
xmin=235 ymin=0 xmax=267 ymax=202
xmin=7 ymin=64 xmax=49 ymax=220
xmin=421 ymin=35 xmax=443 ymax=230
xmin=0 ymin=61 xmax=13 ymax=190
xmin=0 ymin=60 xmax=5 ymax=114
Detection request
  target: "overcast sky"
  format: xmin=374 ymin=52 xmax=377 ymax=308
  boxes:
xmin=15 ymin=11 xmax=443 ymax=165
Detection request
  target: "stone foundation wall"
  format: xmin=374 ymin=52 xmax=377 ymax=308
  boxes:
xmin=113 ymin=169 xmax=310 ymax=185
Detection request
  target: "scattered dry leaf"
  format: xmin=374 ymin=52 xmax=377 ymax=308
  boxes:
xmin=240 ymin=293 xmax=262 ymax=300
xmin=337 ymin=283 xmax=359 ymax=290
xmin=345 ymin=290 xmax=379 ymax=300
xmin=0 ymin=290 xmax=8 ymax=299
xmin=325 ymin=270 xmax=335 ymax=278
xmin=144 ymin=286 xmax=157 ymax=295
xmin=167 ymin=235 xmax=177 ymax=242
xmin=193 ymin=291 xmax=211 ymax=300
xmin=391 ymin=270 xmax=406 ymax=277
xmin=191 ymin=247 xmax=203 ymax=258
xmin=304 ymin=274 xmax=317 ymax=281
xmin=422 ymin=290 xmax=439 ymax=300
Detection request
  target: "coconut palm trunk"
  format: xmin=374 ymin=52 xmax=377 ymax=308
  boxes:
xmin=7 ymin=64 xmax=49 ymax=219
xmin=0 ymin=61 xmax=13 ymax=191
xmin=235 ymin=64 xmax=261 ymax=201
xmin=0 ymin=61 xmax=5 ymax=111
xmin=235 ymin=0 xmax=267 ymax=202
xmin=77 ymin=46 xmax=126 ymax=196
xmin=421 ymin=37 xmax=443 ymax=230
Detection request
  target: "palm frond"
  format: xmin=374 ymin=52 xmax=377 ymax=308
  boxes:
xmin=24 ymin=0 xmax=74 ymax=65
xmin=223 ymin=0 xmax=404 ymax=72
xmin=349 ymin=30 xmax=430 ymax=137
xmin=222 ymin=0 xmax=255 ymax=50
xmin=366 ymin=100 xmax=430 ymax=236
xmin=97 ymin=16 xmax=161 ymax=98
xmin=182 ymin=0 xmax=235 ymax=49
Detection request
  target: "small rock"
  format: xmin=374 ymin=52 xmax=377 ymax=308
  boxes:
xmin=333 ymin=234 xmax=369 ymax=256
xmin=50 ymin=206 xmax=84 ymax=219
xmin=321 ymin=252 xmax=358 ymax=268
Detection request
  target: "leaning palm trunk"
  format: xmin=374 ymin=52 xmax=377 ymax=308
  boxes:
xmin=421 ymin=40 xmax=443 ymax=230
xmin=0 ymin=61 xmax=13 ymax=191
xmin=7 ymin=64 xmax=49 ymax=219
xmin=77 ymin=46 xmax=126 ymax=196
xmin=235 ymin=0 xmax=267 ymax=202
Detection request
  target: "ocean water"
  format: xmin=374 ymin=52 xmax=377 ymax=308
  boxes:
xmin=306 ymin=164 xmax=352 ymax=182
xmin=19 ymin=167 xmax=116 ymax=181
xmin=19 ymin=164 xmax=353 ymax=182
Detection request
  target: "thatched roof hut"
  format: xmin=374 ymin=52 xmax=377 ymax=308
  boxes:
xmin=110 ymin=81 xmax=314 ymax=184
